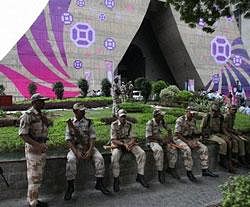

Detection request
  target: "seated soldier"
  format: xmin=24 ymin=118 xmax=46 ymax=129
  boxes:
xmin=146 ymin=109 xmax=180 ymax=184
xmin=64 ymin=103 xmax=110 ymax=200
xmin=173 ymin=107 xmax=218 ymax=182
xmin=111 ymin=109 xmax=149 ymax=192
xmin=200 ymin=103 xmax=236 ymax=173
xmin=223 ymin=105 xmax=250 ymax=167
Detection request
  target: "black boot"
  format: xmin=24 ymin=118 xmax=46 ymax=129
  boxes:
xmin=186 ymin=171 xmax=198 ymax=182
xmin=219 ymin=154 xmax=228 ymax=169
xmin=36 ymin=200 xmax=48 ymax=207
xmin=113 ymin=177 xmax=120 ymax=192
xmin=167 ymin=168 xmax=180 ymax=180
xmin=202 ymin=169 xmax=219 ymax=177
xmin=136 ymin=174 xmax=149 ymax=188
xmin=239 ymin=156 xmax=250 ymax=168
xmin=64 ymin=180 xmax=74 ymax=201
xmin=95 ymin=177 xmax=111 ymax=195
xmin=158 ymin=171 xmax=165 ymax=184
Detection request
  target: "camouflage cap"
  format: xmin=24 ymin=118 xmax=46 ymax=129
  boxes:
xmin=153 ymin=109 xmax=165 ymax=117
xmin=73 ymin=103 xmax=86 ymax=111
xmin=117 ymin=109 xmax=127 ymax=117
xmin=31 ymin=93 xmax=49 ymax=102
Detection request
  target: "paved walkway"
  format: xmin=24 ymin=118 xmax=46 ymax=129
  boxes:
xmin=1 ymin=169 xmax=247 ymax=207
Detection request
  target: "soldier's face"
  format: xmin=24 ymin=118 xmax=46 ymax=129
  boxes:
xmin=186 ymin=111 xmax=193 ymax=120
xmin=74 ymin=110 xmax=85 ymax=120
xmin=33 ymin=100 xmax=45 ymax=111
xmin=119 ymin=115 xmax=126 ymax=124
xmin=155 ymin=115 xmax=163 ymax=123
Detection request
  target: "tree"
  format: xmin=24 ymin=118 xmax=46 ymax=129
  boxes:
xmin=0 ymin=84 xmax=5 ymax=95
xmin=134 ymin=77 xmax=145 ymax=90
xmin=52 ymin=81 xmax=64 ymax=99
xmin=152 ymin=80 xmax=168 ymax=100
xmin=141 ymin=80 xmax=152 ymax=103
xmin=28 ymin=82 xmax=37 ymax=97
xmin=101 ymin=78 xmax=112 ymax=97
xmin=77 ymin=79 xmax=89 ymax=97
xmin=166 ymin=0 xmax=250 ymax=33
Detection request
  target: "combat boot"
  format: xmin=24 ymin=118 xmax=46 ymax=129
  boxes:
xmin=186 ymin=171 xmax=198 ymax=182
xmin=36 ymin=200 xmax=48 ymax=207
xmin=228 ymin=160 xmax=237 ymax=174
xmin=202 ymin=169 xmax=219 ymax=177
xmin=113 ymin=177 xmax=120 ymax=192
xmin=136 ymin=174 xmax=149 ymax=188
xmin=167 ymin=167 xmax=180 ymax=180
xmin=64 ymin=180 xmax=74 ymax=201
xmin=158 ymin=171 xmax=165 ymax=184
xmin=239 ymin=156 xmax=250 ymax=168
xmin=95 ymin=177 xmax=111 ymax=195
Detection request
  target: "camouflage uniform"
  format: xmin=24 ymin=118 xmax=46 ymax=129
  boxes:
xmin=146 ymin=118 xmax=177 ymax=171
xmin=65 ymin=117 xmax=105 ymax=180
xmin=111 ymin=120 xmax=146 ymax=177
xmin=112 ymin=81 xmax=121 ymax=116
xmin=127 ymin=82 xmax=134 ymax=100
xmin=200 ymin=113 xmax=228 ymax=155
xmin=120 ymin=82 xmax=127 ymax=102
xmin=223 ymin=112 xmax=246 ymax=156
xmin=173 ymin=115 xmax=209 ymax=171
xmin=19 ymin=107 xmax=48 ymax=207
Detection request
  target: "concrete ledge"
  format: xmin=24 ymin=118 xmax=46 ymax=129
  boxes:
xmin=0 ymin=144 xmax=218 ymax=201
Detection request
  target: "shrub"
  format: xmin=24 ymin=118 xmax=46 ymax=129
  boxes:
xmin=141 ymin=80 xmax=152 ymax=103
xmin=28 ymin=82 xmax=37 ymax=96
xmin=153 ymin=80 xmax=168 ymax=100
xmin=0 ymin=109 xmax=6 ymax=118
xmin=52 ymin=81 xmax=64 ymax=99
xmin=119 ymin=102 xmax=153 ymax=113
xmin=0 ymin=84 xmax=5 ymax=95
xmin=220 ymin=174 xmax=250 ymax=207
xmin=77 ymin=79 xmax=89 ymax=97
xmin=176 ymin=90 xmax=194 ymax=102
xmin=189 ymin=96 xmax=211 ymax=112
xmin=101 ymin=78 xmax=112 ymax=97
xmin=134 ymin=77 xmax=146 ymax=90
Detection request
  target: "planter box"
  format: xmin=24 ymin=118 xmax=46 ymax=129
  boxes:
xmin=0 ymin=95 xmax=12 ymax=106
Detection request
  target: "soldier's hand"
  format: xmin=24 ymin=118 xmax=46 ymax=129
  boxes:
xmin=76 ymin=151 xmax=84 ymax=160
xmin=124 ymin=143 xmax=130 ymax=151
xmin=32 ymin=143 xmax=47 ymax=154
xmin=83 ymin=150 xmax=92 ymax=160
xmin=40 ymin=143 xmax=48 ymax=153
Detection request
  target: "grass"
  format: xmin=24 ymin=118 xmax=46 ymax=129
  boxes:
xmin=0 ymin=104 xmax=250 ymax=153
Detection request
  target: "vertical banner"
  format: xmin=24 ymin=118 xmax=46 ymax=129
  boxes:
xmin=105 ymin=60 xmax=113 ymax=82
xmin=188 ymin=79 xmax=195 ymax=92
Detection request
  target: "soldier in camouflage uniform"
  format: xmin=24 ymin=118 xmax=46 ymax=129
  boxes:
xmin=19 ymin=93 xmax=51 ymax=207
xmin=111 ymin=109 xmax=149 ymax=192
xmin=127 ymin=81 xmax=134 ymax=101
xmin=146 ymin=109 xmax=180 ymax=184
xmin=200 ymin=104 xmax=236 ymax=173
xmin=112 ymin=76 xmax=121 ymax=116
xmin=120 ymin=82 xmax=127 ymax=102
xmin=64 ymin=103 xmax=110 ymax=200
xmin=223 ymin=105 xmax=250 ymax=167
xmin=173 ymin=107 xmax=218 ymax=182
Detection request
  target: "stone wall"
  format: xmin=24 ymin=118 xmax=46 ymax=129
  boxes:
xmin=0 ymin=144 xmax=218 ymax=201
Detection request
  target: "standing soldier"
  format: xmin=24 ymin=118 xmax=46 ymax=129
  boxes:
xmin=19 ymin=93 xmax=51 ymax=207
xmin=112 ymin=76 xmax=121 ymax=116
xmin=173 ymin=107 xmax=218 ymax=182
xmin=223 ymin=105 xmax=249 ymax=167
xmin=120 ymin=82 xmax=127 ymax=102
xmin=146 ymin=109 xmax=180 ymax=184
xmin=111 ymin=109 xmax=149 ymax=192
xmin=200 ymin=104 xmax=235 ymax=173
xmin=64 ymin=103 xmax=110 ymax=200
xmin=127 ymin=81 xmax=134 ymax=101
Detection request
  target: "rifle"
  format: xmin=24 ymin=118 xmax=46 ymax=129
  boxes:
xmin=66 ymin=119 xmax=90 ymax=155
xmin=0 ymin=167 xmax=9 ymax=187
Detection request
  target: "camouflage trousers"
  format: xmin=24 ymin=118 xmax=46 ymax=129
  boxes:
xmin=210 ymin=134 xmax=246 ymax=156
xmin=25 ymin=143 xmax=46 ymax=207
xmin=148 ymin=142 xmax=177 ymax=171
xmin=173 ymin=138 xmax=209 ymax=171
xmin=112 ymin=98 xmax=120 ymax=116
xmin=66 ymin=147 xmax=105 ymax=180
xmin=111 ymin=146 xmax=146 ymax=177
